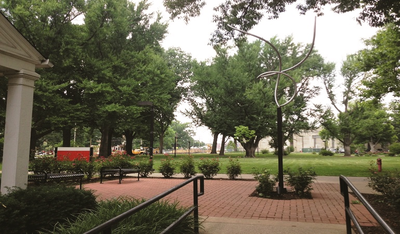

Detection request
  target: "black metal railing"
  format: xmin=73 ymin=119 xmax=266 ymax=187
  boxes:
xmin=339 ymin=175 xmax=395 ymax=234
xmin=85 ymin=175 xmax=205 ymax=234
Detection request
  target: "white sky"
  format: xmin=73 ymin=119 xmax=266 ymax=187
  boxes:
xmin=141 ymin=1 xmax=379 ymax=143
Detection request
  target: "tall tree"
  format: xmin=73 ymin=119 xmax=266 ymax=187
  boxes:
xmin=353 ymin=101 xmax=397 ymax=152
xmin=359 ymin=24 xmax=400 ymax=100
xmin=1 ymin=0 xmax=89 ymax=156
xmin=318 ymin=54 xmax=363 ymax=156
xmin=81 ymin=0 xmax=168 ymax=156
xmin=189 ymin=37 xmax=334 ymax=157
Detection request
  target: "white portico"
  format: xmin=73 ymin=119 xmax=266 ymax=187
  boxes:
xmin=0 ymin=13 xmax=52 ymax=194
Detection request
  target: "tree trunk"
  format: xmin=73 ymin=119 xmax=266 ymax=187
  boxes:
xmin=210 ymin=132 xmax=218 ymax=154
xmin=124 ymin=130 xmax=134 ymax=155
xmin=233 ymin=138 xmax=238 ymax=152
xmin=343 ymin=134 xmax=352 ymax=156
xmin=242 ymin=138 xmax=261 ymax=157
xmin=159 ymin=132 xmax=164 ymax=154
xmin=62 ymin=126 xmax=71 ymax=147
xmin=219 ymin=134 xmax=226 ymax=156
xmin=99 ymin=126 xmax=113 ymax=157
xmin=369 ymin=140 xmax=377 ymax=153
xmin=29 ymin=129 xmax=37 ymax=161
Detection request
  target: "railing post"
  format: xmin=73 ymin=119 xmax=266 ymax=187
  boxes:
xmin=340 ymin=176 xmax=354 ymax=234
xmin=193 ymin=177 xmax=199 ymax=233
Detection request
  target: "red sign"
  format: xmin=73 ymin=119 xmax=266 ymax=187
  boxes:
xmin=56 ymin=147 xmax=92 ymax=162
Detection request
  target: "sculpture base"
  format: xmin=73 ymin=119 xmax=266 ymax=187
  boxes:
xmin=275 ymin=186 xmax=287 ymax=194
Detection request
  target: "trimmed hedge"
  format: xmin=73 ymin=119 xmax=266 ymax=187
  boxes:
xmin=0 ymin=185 xmax=97 ymax=234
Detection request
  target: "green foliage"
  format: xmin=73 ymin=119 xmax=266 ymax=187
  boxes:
xmin=179 ymin=155 xmax=196 ymax=178
xmin=360 ymin=24 xmax=400 ymax=99
xmin=253 ymin=169 xmax=276 ymax=197
xmin=389 ymin=143 xmax=400 ymax=155
xmin=52 ymin=197 xmax=197 ymax=234
xmin=71 ymin=156 xmax=96 ymax=180
xmin=226 ymin=157 xmax=242 ymax=179
xmin=284 ymin=167 xmax=317 ymax=198
xmin=95 ymin=151 xmax=136 ymax=169
xmin=29 ymin=156 xmax=60 ymax=173
xmin=368 ymin=169 xmax=400 ymax=209
xmin=158 ymin=155 xmax=176 ymax=178
xmin=319 ymin=149 xmax=334 ymax=156
xmin=0 ymin=185 xmax=97 ymax=234
xmin=197 ymin=158 xmax=221 ymax=179
xmin=136 ymin=158 xmax=154 ymax=178
xmin=261 ymin=149 xmax=269 ymax=154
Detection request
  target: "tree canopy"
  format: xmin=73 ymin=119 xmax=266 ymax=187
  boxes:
xmin=188 ymin=37 xmax=334 ymax=157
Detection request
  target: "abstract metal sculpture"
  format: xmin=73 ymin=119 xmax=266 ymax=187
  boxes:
xmin=229 ymin=18 xmax=316 ymax=194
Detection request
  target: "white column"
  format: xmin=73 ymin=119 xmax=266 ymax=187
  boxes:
xmin=1 ymin=70 xmax=39 ymax=194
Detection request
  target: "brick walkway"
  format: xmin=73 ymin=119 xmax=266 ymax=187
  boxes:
xmin=83 ymin=177 xmax=378 ymax=227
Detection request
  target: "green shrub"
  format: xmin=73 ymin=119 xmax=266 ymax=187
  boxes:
xmin=226 ymin=157 xmax=242 ymax=179
xmin=52 ymin=197 xmax=198 ymax=234
xmin=136 ymin=158 xmax=154 ymax=177
xmin=158 ymin=155 xmax=176 ymax=178
xmin=284 ymin=167 xmax=316 ymax=198
xmin=29 ymin=156 xmax=59 ymax=173
xmin=319 ymin=149 xmax=334 ymax=156
xmin=368 ymin=169 xmax=400 ymax=209
xmin=0 ymin=185 xmax=97 ymax=234
xmin=261 ymin=149 xmax=269 ymax=154
xmin=253 ymin=169 xmax=276 ymax=197
xmin=71 ymin=156 xmax=96 ymax=180
xmin=197 ymin=157 xmax=220 ymax=179
xmin=389 ymin=143 xmax=400 ymax=155
xmin=179 ymin=155 xmax=196 ymax=178
xmin=96 ymin=151 xmax=135 ymax=169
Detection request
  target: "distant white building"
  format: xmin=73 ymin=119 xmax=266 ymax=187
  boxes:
xmin=257 ymin=128 xmax=342 ymax=153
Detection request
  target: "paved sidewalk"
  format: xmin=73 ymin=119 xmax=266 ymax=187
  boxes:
xmin=82 ymin=174 xmax=378 ymax=233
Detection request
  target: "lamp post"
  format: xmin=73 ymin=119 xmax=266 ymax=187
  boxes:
xmin=228 ymin=18 xmax=316 ymax=194
xmin=137 ymin=101 xmax=154 ymax=159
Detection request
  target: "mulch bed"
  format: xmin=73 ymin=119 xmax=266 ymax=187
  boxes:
xmin=249 ymin=190 xmax=399 ymax=233
xmin=357 ymin=193 xmax=400 ymax=233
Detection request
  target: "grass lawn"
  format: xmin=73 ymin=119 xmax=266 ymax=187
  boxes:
xmin=151 ymin=152 xmax=400 ymax=177
xmin=0 ymin=153 xmax=398 ymax=178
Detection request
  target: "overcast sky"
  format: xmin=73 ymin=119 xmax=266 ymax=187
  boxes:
xmin=141 ymin=1 xmax=379 ymax=143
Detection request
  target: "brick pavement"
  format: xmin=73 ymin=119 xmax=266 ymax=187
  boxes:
xmin=82 ymin=177 xmax=379 ymax=227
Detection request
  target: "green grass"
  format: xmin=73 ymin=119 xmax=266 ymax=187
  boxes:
xmin=151 ymin=152 xmax=400 ymax=177
xmin=1 ymin=153 xmax=398 ymax=178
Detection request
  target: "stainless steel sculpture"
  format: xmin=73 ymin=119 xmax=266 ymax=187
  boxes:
xmin=229 ymin=18 xmax=316 ymax=194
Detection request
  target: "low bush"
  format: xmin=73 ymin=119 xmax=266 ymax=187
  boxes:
xmin=159 ymin=155 xmax=176 ymax=178
xmin=261 ymin=149 xmax=269 ymax=154
xmin=29 ymin=156 xmax=60 ymax=173
xmin=136 ymin=158 xmax=154 ymax=177
xmin=226 ymin=157 xmax=242 ymax=179
xmin=284 ymin=167 xmax=316 ymax=198
xmin=319 ymin=149 xmax=334 ymax=156
xmin=253 ymin=169 xmax=276 ymax=197
xmin=368 ymin=168 xmax=400 ymax=209
xmin=197 ymin=157 xmax=220 ymax=179
xmin=52 ymin=197 xmax=198 ymax=234
xmin=389 ymin=143 xmax=400 ymax=155
xmin=179 ymin=155 xmax=196 ymax=178
xmin=71 ymin=156 xmax=96 ymax=180
xmin=0 ymin=185 xmax=97 ymax=234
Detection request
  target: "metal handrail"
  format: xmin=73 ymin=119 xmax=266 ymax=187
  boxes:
xmin=339 ymin=175 xmax=395 ymax=234
xmin=85 ymin=175 xmax=205 ymax=234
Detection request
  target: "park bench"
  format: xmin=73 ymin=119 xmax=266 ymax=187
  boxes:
xmin=28 ymin=170 xmax=85 ymax=189
xmin=100 ymin=167 xmax=140 ymax=184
